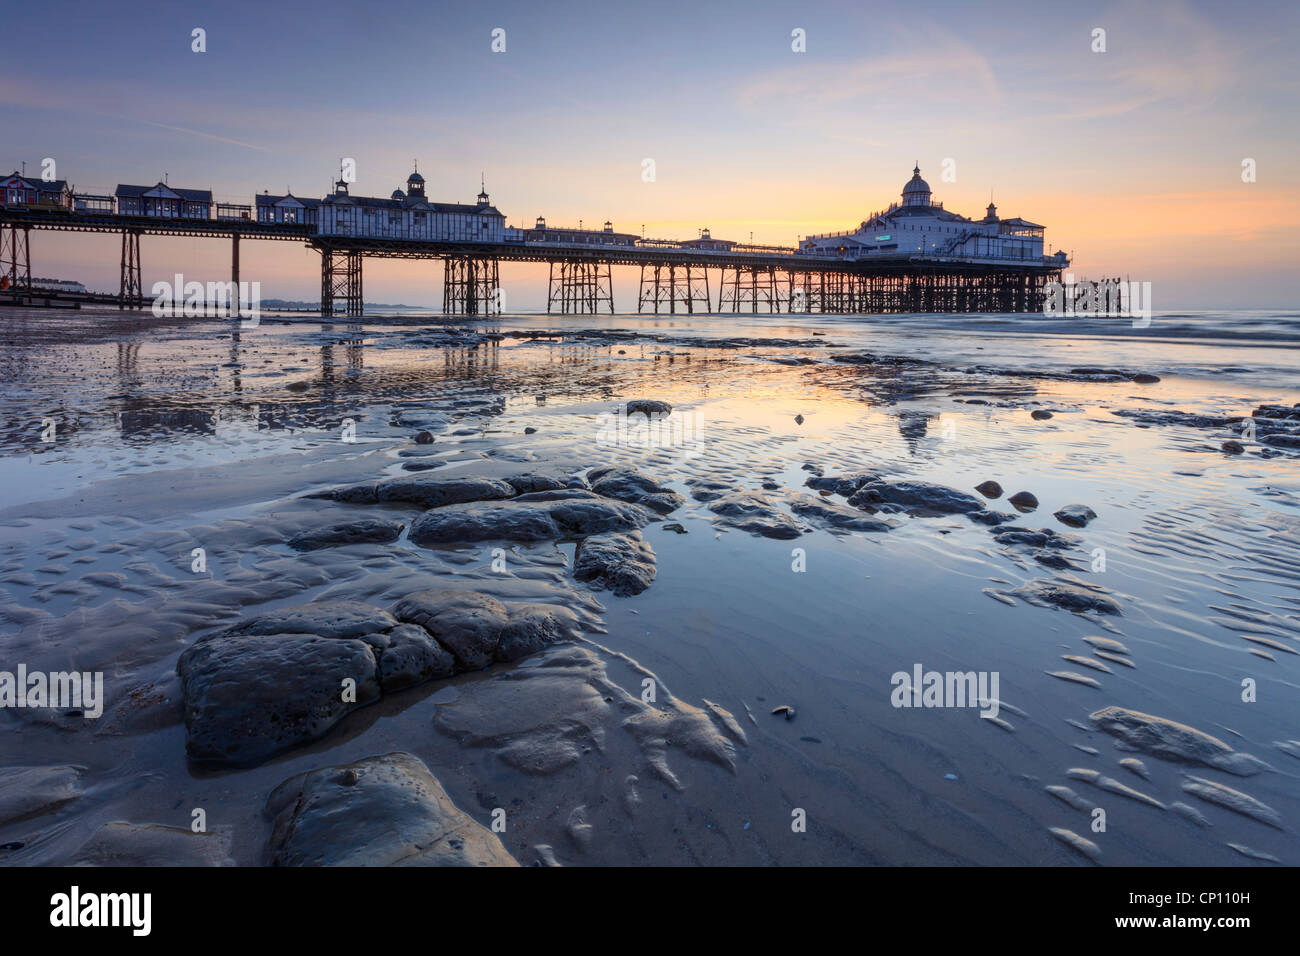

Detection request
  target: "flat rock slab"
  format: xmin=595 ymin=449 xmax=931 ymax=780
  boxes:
xmin=70 ymin=822 xmax=235 ymax=866
xmin=288 ymin=517 xmax=405 ymax=551
xmin=789 ymin=495 xmax=894 ymax=533
xmin=587 ymin=467 xmax=685 ymax=515
xmin=265 ymin=752 xmax=517 ymax=867
xmin=177 ymin=600 xmax=457 ymax=765
xmin=408 ymin=498 xmax=653 ymax=545
xmin=393 ymin=589 xmax=582 ymax=666
xmin=708 ymin=492 xmax=803 ymax=539
xmin=1011 ymin=578 xmax=1122 ymax=615
xmin=574 ymin=532 xmax=657 ymax=595
xmin=0 ymin=765 xmax=84 ymax=827
xmin=847 ymin=480 xmax=984 ymax=516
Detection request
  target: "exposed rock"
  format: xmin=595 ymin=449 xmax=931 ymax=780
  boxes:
xmin=179 ymin=632 xmax=381 ymax=764
xmin=789 ymin=495 xmax=893 ymax=533
xmin=288 ymin=517 xmax=405 ymax=551
xmin=975 ymin=480 xmax=1004 ymax=499
xmin=574 ymin=532 xmax=657 ymax=596
xmin=376 ymin=475 xmax=515 ymax=509
xmin=265 ymin=752 xmax=517 ymax=866
xmin=707 ymin=492 xmax=803 ymax=539
xmin=805 ymin=472 xmax=878 ymax=497
xmin=685 ymin=477 xmax=735 ymax=502
xmin=1030 ymin=409 xmax=1054 ymax=421
xmin=1008 ymin=491 xmax=1039 ymax=512
xmin=177 ymin=601 xmax=460 ymax=764
xmin=626 ymin=399 xmax=672 ymax=416
xmin=503 ymin=474 xmax=567 ymax=494
xmin=1089 ymin=707 xmax=1271 ymax=776
xmin=846 ymin=480 xmax=984 ymax=516
xmin=71 ymin=822 xmax=235 ymax=867
xmin=1221 ymin=440 xmax=1245 ymax=455
xmin=1011 ymin=578 xmax=1121 ymax=615
xmin=0 ymin=765 xmax=84 ymax=826
xmin=1053 ymin=505 xmax=1097 ymax=528
xmin=414 ymin=431 xmax=435 ymax=445
xmin=409 ymin=497 xmax=653 ymax=546
xmin=1131 ymin=373 xmax=1161 ymax=384
xmin=992 ymin=526 xmax=1079 ymax=550
xmin=393 ymin=589 xmax=580 ymax=666
xmin=587 ymin=467 xmax=685 ymax=515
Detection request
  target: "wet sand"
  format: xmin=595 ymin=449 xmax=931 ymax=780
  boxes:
xmin=1 ymin=306 xmax=1298 ymax=866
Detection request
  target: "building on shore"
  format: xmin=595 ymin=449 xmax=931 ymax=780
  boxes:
xmin=115 ymin=182 xmax=213 ymax=219
xmin=315 ymin=169 xmax=505 ymax=242
xmin=799 ymin=164 xmax=1067 ymax=265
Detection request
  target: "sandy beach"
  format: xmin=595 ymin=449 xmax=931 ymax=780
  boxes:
xmin=1 ymin=306 xmax=1297 ymax=867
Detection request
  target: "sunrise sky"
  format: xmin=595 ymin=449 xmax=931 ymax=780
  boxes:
xmin=3 ymin=0 xmax=1297 ymax=309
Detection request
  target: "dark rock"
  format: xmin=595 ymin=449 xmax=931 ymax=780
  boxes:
xmin=805 ymin=473 xmax=878 ymax=497
xmin=975 ymin=480 xmax=1004 ymax=499
xmin=1054 ymin=504 xmax=1097 ymax=528
xmin=376 ymin=475 xmax=515 ymax=509
xmin=72 ymin=822 xmax=235 ymax=866
xmin=393 ymin=589 xmax=579 ymax=666
xmin=288 ymin=518 xmax=405 ymax=551
xmin=968 ymin=509 xmax=1016 ymax=526
xmin=524 ymin=426 xmax=538 ymax=434
xmin=178 ymin=632 xmax=381 ymax=765
xmin=414 ymin=431 xmax=435 ymax=445
xmin=685 ymin=478 xmax=734 ymax=502
xmin=1259 ymin=434 xmax=1300 ymax=449
xmin=409 ymin=504 xmax=559 ymax=544
xmin=1033 ymin=549 xmax=1075 ymax=570
xmin=847 ymin=480 xmax=984 ymax=516
xmin=503 ymin=474 xmax=567 ymax=494
xmin=1131 ymin=373 xmax=1161 ymax=384
xmin=574 ymin=532 xmax=657 ymax=596
xmin=265 ymin=752 xmax=517 ymax=866
xmin=1011 ymin=579 xmax=1122 ymax=615
xmin=992 ymin=526 xmax=1080 ymax=550
xmin=662 ymin=523 xmax=687 ymax=534
xmin=587 ymin=467 xmax=685 ymax=515
xmin=794 ymin=414 xmax=804 ymax=425
xmin=789 ymin=496 xmax=893 ymax=533
xmin=1031 ymin=409 xmax=1054 ymax=421
xmin=707 ymin=493 xmax=803 ymax=539
xmin=177 ymin=601 xmax=462 ymax=764
xmin=1008 ymin=491 xmax=1039 ymax=512
xmin=1221 ymin=440 xmax=1245 ymax=455
xmin=626 ymin=399 xmax=672 ymax=417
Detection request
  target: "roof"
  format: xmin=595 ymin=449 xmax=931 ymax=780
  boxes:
xmin=3 ymin=173 xmax=68 ymax=192
xmin=322 ymin=193 xmax=503 ymax=216
xmin=116 ymin=183 xmax=213 ymax=202
xmin=1000 ymin=216 xmax=1044 ymax=229
xmin=256 ymin=193 xmax=321 ymax=208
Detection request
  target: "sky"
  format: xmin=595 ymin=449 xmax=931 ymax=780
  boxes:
xmin=3 ymin=0 xmax=1298 ymax=310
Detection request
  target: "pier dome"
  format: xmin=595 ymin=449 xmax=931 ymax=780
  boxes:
xmin=902 ymin=164 xmax=931 ymax=207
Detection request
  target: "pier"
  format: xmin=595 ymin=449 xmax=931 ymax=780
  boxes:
xmin=0 ymin=164 xmax=1067 ymax=317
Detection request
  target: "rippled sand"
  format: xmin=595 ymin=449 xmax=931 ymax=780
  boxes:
xmin=0 ymin=307 xmax=1297 ymax=866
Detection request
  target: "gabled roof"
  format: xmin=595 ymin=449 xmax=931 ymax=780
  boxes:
xmin=4 ymin=173 xmax=68 ymax=191
xmin=116 ymin=183 xmax=213 ymax=202
xmin=999 ymin=216 xmax=1044 ymax=229
xmin=257 ymin=193 xmax=321 ymax=208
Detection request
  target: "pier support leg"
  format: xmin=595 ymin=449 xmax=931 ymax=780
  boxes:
xmin=119 ymin=229 xmax=142 ymax=310
xmin=444 ymin=256 xmax=502 ymax=315
xmin=231 ymin=233 xmax=240 ymax=316
xmin=320 ymin=247 xmax=363 ymax=317
xmin=548 ymin=259 xmax=614 ymax=314
xmin=1 ymin=224 xmax=31 ymax=298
